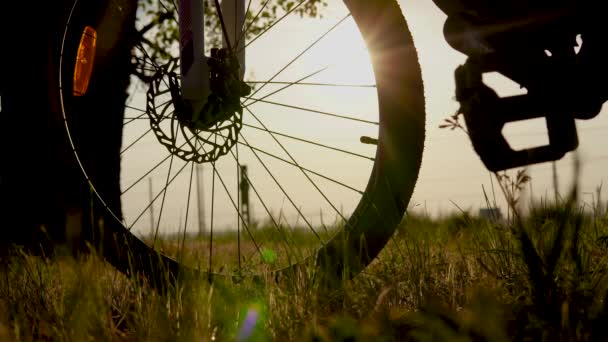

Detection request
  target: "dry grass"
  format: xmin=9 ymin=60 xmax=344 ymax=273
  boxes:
xmin=2 ymin=182 xmax=608 ymax=341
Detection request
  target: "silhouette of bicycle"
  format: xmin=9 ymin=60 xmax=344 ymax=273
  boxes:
xmin=58 ymin=0 xmax=596 ymax=288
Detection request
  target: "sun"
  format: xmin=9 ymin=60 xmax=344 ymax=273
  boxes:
xmin=305 ymin=17 xmax=376 ymax=87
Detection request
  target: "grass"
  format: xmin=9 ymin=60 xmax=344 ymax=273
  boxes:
xmin=3 ymin=176 xmax=608 ymax=341
xmin=144 ymin=224 xmax=340 ymax=275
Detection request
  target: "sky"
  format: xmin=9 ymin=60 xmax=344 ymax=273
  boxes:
xmin=47 ymin=0 xmax=608 ymax=237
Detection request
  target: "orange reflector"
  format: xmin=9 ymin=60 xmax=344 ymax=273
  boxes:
xmin=73 ymin=26 xmax=97 ymax=96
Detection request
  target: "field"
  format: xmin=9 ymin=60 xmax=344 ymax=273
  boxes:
xmin=2 ymin=176 xmax=608 ymax=341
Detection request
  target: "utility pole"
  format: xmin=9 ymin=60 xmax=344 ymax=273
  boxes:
xmin=239 ymin=165 xmax=251 ymax=228
xmin=196 ymin=164 xmax=205 ymax=236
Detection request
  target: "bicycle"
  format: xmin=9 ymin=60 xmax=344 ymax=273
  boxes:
xmin=58 ymin=0 xmax=599 ymax=289
xmin=58 ymin=0 xmax=425 ymax=288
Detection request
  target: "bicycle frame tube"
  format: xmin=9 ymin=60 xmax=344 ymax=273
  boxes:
xmin=179 ymin=0 xmax=246 ymax=110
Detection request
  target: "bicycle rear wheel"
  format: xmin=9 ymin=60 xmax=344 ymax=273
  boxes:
xmin=58 ymin=0 xmax=425 ymax=286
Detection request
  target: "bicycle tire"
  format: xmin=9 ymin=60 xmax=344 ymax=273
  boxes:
xmin=57 ymin=0 xmax=425 ymax=288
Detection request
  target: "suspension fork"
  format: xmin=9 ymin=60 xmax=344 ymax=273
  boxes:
xmin=178 ymin=0 xmax=246 ymax=112
xmin=221 ymin=0 xmax=246 ymax=80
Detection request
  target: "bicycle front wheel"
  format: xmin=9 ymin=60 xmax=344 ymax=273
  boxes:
xmin=58 ymin=0 xmax=425 ymax=286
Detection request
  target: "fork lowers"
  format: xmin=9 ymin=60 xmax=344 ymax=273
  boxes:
xmin=176 ymin=48 xmax=251 ymax=132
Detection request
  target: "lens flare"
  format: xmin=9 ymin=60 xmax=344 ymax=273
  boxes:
xmin=237 ymin=302 xmax=267 ymax=342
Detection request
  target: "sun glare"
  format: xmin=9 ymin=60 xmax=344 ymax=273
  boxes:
xmin=309 ymin=18 xmax=376 ymax=86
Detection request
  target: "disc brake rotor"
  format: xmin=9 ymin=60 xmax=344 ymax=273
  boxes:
xmin=144 ymin=49 xmax=250 ymax=163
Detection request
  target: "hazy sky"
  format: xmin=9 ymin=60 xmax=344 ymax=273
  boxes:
xmin=61 ymin=0 xmax=608 ymax=237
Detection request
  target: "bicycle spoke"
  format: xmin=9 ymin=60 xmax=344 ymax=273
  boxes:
xmin=122 ymin=154 xmax=171 ymax=196
xmin=134 ymin=64 xmax=159 ymax=72
xmin=243 ymin=97 xmax=378 ymax=125
xmin=238 ymin=133 xmax=323 ymax=242
xmin=215 ymin=126 xmax=364 ymax=194
xmin=232 ymin=135 xmax=364 ymax=194
xmin=133 ymin=54 xmax=159 ymax=70
xmin=128 ymin=154 xmax=189 ymax=234
xmin=120 ymin=127 xmax=153 ymax=155
xmin=133 ymin=52 xmax=160 ymax=69
xmin=150 ymin=88 xmax=172 ymax=97
xmin=130 ymin=131 xmax=207 ymax=234
xmin=241 ymin=0 xmax=309 ymax=52
xmin=125 ymin=105 xmax=147 ymax=114
xmin=134 ymin=44 xmax=163 ymax=70
xmin=123 ymin=109 xmax=148 ymax=127
xmin=203 ymin=134 xmax=300 ymax=271
xmin=245 ymin=13 xmax=351 ymax=101
xmin=243 ymin=0 xmax=254 ymax=32
xmin=208 ymin=132 xmax=219 ymax=275
xmin=224 ymin=146 xmax=296 ymax=256
xmin=121 ymin=126 xmax=194 ymax=195
xmin=236 ymin=140 xmax=242 ymax=271
xmin=242 ymin=123 xmax=374 ymax=161
xmin=246 ymin=106 xmax=348 ymax=223
xmin=179 ymin=152 xmax=197 ymax=264
xmin=150 ymin=123 xmax=179 ymax=238
xmin=201 ymin=146 xmax=265 ymax=264
xmin=236 ymin=0 xmax=271 ymax=47
xmin=244 ymin=66 xmax=328 ymax=107
xmin=246 ymin=81 xmax=375 ymax=88
xmin=134 ymin=42 xmax=174 ymax=91
xmin=213 ymin=0 xmax=233 ymax=50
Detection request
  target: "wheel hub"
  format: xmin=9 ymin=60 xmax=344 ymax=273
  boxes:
xmin=145 ymin=48 xmax=251 ymax=163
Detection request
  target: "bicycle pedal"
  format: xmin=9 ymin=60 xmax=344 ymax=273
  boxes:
xmin=455 ymin=61 xmax=578 ymax=172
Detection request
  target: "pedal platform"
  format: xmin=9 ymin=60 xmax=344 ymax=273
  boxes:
xmin=436 ymin=3 xmax=608 ymax=171
xmin=454 ymin=59 xmax=580 ymax=172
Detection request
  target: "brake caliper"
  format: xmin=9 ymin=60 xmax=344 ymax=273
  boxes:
xmin=190 ymin=47 xmax=251 ymax=130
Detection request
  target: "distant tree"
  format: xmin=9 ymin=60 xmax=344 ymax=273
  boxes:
xmin=134 ymin=0 xmax=328 ymax=76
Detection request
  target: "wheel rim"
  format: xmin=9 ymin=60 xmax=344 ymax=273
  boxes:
xmin=59 ymin=0 xmax=424 ymax=279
